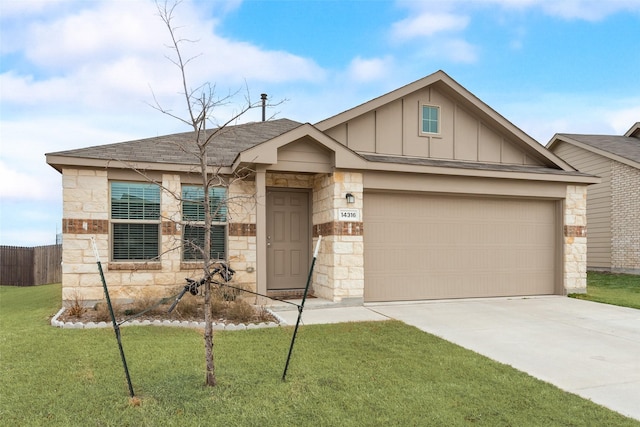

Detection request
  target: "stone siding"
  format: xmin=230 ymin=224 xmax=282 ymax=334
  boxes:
xmin=312 ymin=172 xmax=364 ymax=303
xmin=563 ymin=185 xmax=588 ymax=293
xmin=61 ymin=169 xmax=260 ymax=304
xmin=611 ymin=162 xmax=640 ymax=273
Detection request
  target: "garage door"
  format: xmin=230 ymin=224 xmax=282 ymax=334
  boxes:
xmin=364 ymin=192 xmax=559 ymax=302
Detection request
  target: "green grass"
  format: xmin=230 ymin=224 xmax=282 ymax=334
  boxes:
xmin=570 ymin=272 xmax=640 ymax=309
xmin=1 ymin=284 xmax=638 ymax=426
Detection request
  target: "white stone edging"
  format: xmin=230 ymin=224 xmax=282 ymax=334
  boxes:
xmin=51 ymin=307 xmax=285 ymax=330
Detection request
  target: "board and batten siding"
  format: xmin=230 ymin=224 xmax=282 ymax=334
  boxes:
xmin=324 ymin=86 xmax=544 ymax=167
xmin=552 ymin=141 xmax=612 ymax=269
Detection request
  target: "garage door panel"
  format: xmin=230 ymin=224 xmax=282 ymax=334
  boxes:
xmin=364 ymin=193 xmax=558 ymax=302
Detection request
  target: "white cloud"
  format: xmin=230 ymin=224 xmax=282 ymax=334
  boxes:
xmin=391 ymin=12 xmax=470 ymax=40
xmin=441 ymin=39 xmax=479 ymax=63
xmin=539 ymin=0 xmax=640 ymax=21
xmin=0 ymin=159 xmax=58 ymax=200
xmin=0 ymin=0 xmax=71 ymax=17
xmin=606 ymin=104 xmax=640 ymax=134
xmin=492 ymin=93 xmax=640 ymax=144
xmin=347 ymin=56 xmax=394 ymax=83
xmin=1 ymin=0 xmax=326 ymax=113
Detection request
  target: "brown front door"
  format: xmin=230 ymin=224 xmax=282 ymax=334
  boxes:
xmin=266 ymin=188 xmax=310 ymax=290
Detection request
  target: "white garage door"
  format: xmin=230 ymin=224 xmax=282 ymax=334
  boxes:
xmin=364 ymin=192 xmax=559 ymax=302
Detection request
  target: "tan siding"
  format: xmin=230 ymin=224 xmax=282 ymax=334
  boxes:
xmin=502 ymin=138 xmax=525 ymax=164
xmin=325 ymin=124 xmax=347 ymax=145
xmin=324 ymin=83 xmax=541 ymax=166
xmin=552 ymin=142 xmax=612 ymax=268
xmin=274 ymin=138 xmax=333 ymax=173
xmin=375 ymin=100 xmax=403 ymax=155
xmin=364 ymin=192 xmax=558 ymax=302
xmin=478 ymin=123 xmax=502 ymax=162
xmin=453 ymin=105 xmax=478 ymax=161
xmin=346 ymin=113 xmax=376 ymax=152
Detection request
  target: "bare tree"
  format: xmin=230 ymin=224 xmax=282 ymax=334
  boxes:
xmin=152 ymin=0 xmax=271 ymax=386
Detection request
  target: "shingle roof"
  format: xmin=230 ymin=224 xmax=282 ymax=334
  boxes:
xmin=360 ymin=154 xmax=594 ymax=177
xmin=556 ymin=133 xmax=640 ymax=165
xmin=47 ymin=118 xmax=302 ymax=167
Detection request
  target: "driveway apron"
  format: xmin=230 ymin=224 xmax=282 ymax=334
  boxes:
xmin=369 ymin=296 xmax=640 ymax=421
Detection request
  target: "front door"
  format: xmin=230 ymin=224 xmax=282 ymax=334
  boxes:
xmin=266 ymin=188 xmax=310 ymax=290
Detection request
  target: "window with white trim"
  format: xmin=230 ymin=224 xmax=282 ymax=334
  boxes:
xmin=421 ymin=104 xmax=440 ymax=135
xmin=110 ymin=182 xmax=161 ymax=261
xmin=182 ymin=185 xmax=227 ymax=261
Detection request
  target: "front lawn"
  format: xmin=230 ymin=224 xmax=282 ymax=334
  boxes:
xmin=1 ymin=284 xmax=638 ymax=426
xmin=570 ymin=272 xmax=640 ymax=309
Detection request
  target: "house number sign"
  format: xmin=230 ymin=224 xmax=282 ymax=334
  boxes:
xmin=338 ymin=209 xmax=360 ymax=221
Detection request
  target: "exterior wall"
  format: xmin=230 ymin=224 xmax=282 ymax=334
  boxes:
xmin=60 ymin=165 xmax=591 ymax=304
xmin=611 ymin=162 xmax=640 ymax=273
xmin=324 ymin=86 xmax=543 ymax=166
xmin=563 ymin=185 xmax=588 ymax=293
xmin=227 ymin=179 xmax=258 ymax=290
xmin=551 ymin=142 xmax=612 ymax=269
xmin=61 ymin=168 xmax=110 ymax=303
xmin=312 ymin=171 xmax=364 ymax=303
xmin=60 ymin=169 xmax=261 ymax=304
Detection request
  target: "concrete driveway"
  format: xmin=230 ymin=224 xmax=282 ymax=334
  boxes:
xmin=369 ymin=296 xmax=640 ymax=421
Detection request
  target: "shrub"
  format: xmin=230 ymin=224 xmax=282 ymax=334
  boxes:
xmin=65 ymin=293 xmax=87 ymax=318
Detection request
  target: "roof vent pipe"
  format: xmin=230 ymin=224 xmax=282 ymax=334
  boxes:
xmin=261 ymin=93 xmax=267 ymax=122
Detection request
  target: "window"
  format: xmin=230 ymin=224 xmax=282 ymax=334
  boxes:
xmin=421 ymin=105 xmax=440 ymax=135
xmin=182 ymin=186 xmax=227 ymax=260
xmin=110 ymin=182 xmax=161 ymax=261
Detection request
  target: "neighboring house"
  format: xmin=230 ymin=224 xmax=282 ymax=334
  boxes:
xmin=547 ymin=123 xmax=640 ymax=274
xmin=46 ymin=70 xmax=598 ymax=305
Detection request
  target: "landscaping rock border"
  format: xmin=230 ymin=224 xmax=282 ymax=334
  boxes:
xmin=51 ymin=307 xmax=287 ymax=330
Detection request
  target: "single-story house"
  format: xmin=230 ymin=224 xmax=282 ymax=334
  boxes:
xmin=46 ymin=70 xmax=599 ymax=305
xmin=547 ymin=123 xmax=640 ymax=274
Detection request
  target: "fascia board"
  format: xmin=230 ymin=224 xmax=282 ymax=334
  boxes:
xmin=354 ymin=160 xmax=600 ymax=184
xmin=45 ymin=155 xmax=233 ymax=175
xmin=232 ymin=123 xmax=368 ymax=171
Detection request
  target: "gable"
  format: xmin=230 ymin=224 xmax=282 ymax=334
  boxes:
xmin=548 ymin=133 xmax=640 ymax=170
xmin=271 ymin=137 xmax=334 ymax=173
xmin=232 ymin=123 xmax=368 ymax=173
xmin=323 ymin=86 xmax=544 ymax=167
xmin=625 ymin=122 xmax=640 ymax=138
xmin=317 ymin=71 xmax=571 ymax=171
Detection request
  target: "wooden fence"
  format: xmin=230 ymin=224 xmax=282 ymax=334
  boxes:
xmin=0 ymin=244 xmax=62 ymax=286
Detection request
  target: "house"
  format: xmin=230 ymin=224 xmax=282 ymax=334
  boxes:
xmin=547 ymin=123 xmax=640 ymax=274
xmin=46 ymin=70 xmax=599 ymax=305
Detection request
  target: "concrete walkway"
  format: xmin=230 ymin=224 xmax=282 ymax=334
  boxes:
xmin=272 ymin=296 xmax=640 ymax=421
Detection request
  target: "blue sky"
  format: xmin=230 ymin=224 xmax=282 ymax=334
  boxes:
xmin=1 ymin=0 xmax=639 ymax=246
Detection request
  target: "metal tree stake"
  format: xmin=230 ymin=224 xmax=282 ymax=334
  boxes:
xmin=282 ymin=235 xmax=322 ymax=381
xmin=91 ymin=237 xmax=135 ymax=397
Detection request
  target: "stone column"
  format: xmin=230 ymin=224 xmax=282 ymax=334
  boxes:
xmin=563 ymin=185 xmax=588 ymax=294
xmin=312 ymin=171 xmax=364 ymax=303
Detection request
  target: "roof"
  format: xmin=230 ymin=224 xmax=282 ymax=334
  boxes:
xmin=547 ymin=130 xmax=640 ymax=169
xmin=624 ymin=122 xmax=640 ymax=138
xmin=46 ymin=119 xmax=302 ymax=172
xmin=46 ymin=71 xmax=599 ymax=185
xmin=360 ymin=153 xmax=595 ymax=177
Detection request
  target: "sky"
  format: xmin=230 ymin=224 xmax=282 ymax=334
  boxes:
xmin=1 ymin=0 xmax=639 ymax=247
